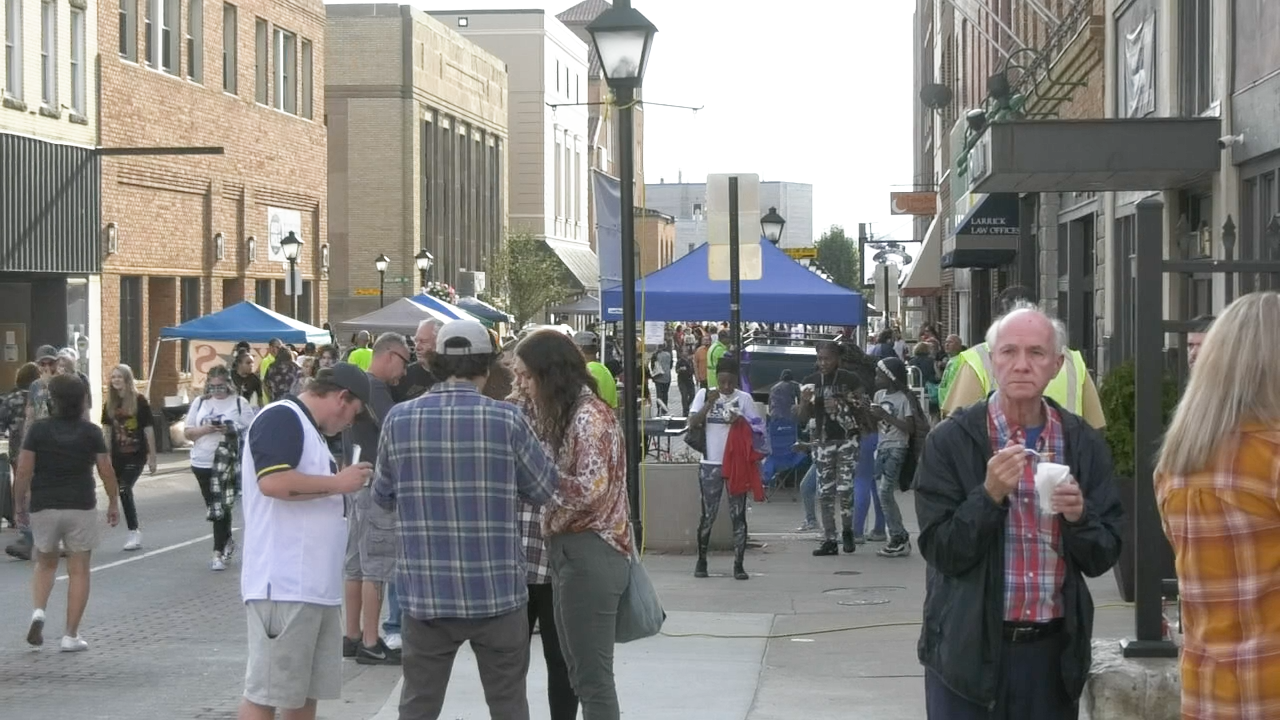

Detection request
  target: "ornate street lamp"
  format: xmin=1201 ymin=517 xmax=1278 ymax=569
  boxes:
xmin=280 ymin=231 xmax=303 ymax=319
xmin=588 ymin=0 xmax=657 ymax=546
xmin=374 ymin=253 xmax=390 ymax=308
xmin=415 ymin=249 xmax=434 ymax=291
xmin=761 ymin=206 xmax=786 ymax=245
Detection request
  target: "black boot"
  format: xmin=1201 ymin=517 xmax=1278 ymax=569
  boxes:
xmin=812 ymin=540 xmax=839 ymax=556
xmin=842 ymin=530 xmax=857 ymax=554
xmin=694 ymin=547 xmax=708 ymax=578
xmin=733 ymin=562 xmax=749 ymax=580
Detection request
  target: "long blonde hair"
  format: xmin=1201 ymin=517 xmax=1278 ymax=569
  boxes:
xmin=106 ymin=364 xmax=140 ymax=418
xmin=1158 ymin=292 xmax=1280 ymax=475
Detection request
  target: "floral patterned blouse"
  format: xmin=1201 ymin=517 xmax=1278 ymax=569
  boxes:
xmin=522 ymin=386 xmax=633 ymax=557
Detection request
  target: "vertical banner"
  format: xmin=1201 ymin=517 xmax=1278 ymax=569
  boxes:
xmin=189 ymin=340 xmax=272 ymax=390
xmin=266 ymin=207 xmax=302 ymax=264
xmin=593 ymin=170 xmax=622 ymax=286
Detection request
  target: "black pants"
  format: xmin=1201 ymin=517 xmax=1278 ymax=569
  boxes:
xmin=527 ymin=583 xmax=579 ymax=720
xmin=677 ymin=376 xmax=696 ymax=416
xmin=924 ymin=630 xmax=1078 ymax=719
xmin=113 ymin=457 xmax=145 ymax=531
xmin=653 ymin=381 xmax=671 ymax=410
xmin=192 ymin=466 xmax=232 ymax=553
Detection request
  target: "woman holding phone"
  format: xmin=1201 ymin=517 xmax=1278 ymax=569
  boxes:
xmin=183 ymin=365 xmax=255 ymax=571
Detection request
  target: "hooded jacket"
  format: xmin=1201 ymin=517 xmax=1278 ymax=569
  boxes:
xmin=914 ymin=398 xmax=1124 ymax=708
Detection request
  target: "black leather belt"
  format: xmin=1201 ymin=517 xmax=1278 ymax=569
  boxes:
xmin=1002 ymin=619 xmax=1064 ymax=643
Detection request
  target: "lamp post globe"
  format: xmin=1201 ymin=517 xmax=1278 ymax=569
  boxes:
xmin=375 ymin=253 xmax=390 ymax=308
xmin=415 ymin=249 xmax=434 ymax=289
xmin=280 ymin=231 xmax=304 ymax=318
xmin=761 ymin=206 xmax=786 ymax=245
xmin=586 ymin=1 xmax=658 ymax=89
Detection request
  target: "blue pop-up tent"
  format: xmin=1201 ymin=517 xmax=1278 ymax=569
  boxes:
xmin=600 ymin=239 xmax=864 ymax=325
xmin=160 ymin=301 xmax=332 ymax=344
xmin=410 ymin=294 xmax=482 ymax=323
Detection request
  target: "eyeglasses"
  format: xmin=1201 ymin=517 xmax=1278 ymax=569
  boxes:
xmin=392 ymin=352 xmax=411 ymax=366
xmin=207 ymin=383 xmax=230 ymax=393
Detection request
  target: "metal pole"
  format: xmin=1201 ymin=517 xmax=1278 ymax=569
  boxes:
xmin=290 ymin=259 xmax=299 ymax=319
xmin=420 ymin=268 xmax=428 ymax=292
xmin=617 ymin=84 xmax=643 ymax=548
xmin=379 ymin=271 xmax=386 ymax=308
xmin=1123 ymin=195 xmax=1178 ymax=658
xmin=859 ymin=224 xmax=869 ymax=333
xmin=728 ymin=176 xmax=741 ymax=355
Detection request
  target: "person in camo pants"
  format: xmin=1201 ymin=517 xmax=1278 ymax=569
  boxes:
xmin=799 ymin=342 xmax=873 ymax=557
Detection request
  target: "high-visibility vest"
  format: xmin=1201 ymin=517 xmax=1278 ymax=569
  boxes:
xmin=959 ymin=343 xmax=1087 ymax=414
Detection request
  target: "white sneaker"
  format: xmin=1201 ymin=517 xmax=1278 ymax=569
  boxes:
xmin=221 ymin=537 xmax=237 ymax=563
xmin=210 ymin=552 xmax=226 ymax=571
xmin=123 ymin=531 xmax=142 ymax=551
xmin=59 ymin=635 xmax=88 ymax=652
xmin=27 ymin=609 xmax=45 ymax=648
xmin=384 ymin=633 xmax=402 ymax=651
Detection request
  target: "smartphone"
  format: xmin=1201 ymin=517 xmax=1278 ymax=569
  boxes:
xmin=351 ymin=445 xmax=362 ymax=465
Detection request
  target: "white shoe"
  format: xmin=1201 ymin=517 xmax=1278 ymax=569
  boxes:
xmin=210 ymin=552 xmax=226 ymax=571
xmin=123 ymin=530 xmax=142 ymax=551
xmin=59 ymin=635 xmax=88 ymax=652
xmin=385 ymin=633 xmax=402 ymax=651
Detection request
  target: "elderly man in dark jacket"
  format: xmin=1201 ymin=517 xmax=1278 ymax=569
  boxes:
xmin=914 ymin=303 xmax=1124 ymax=719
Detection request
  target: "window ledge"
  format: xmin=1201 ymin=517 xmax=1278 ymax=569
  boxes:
xmin=69 ymin=112 xmax=88 ymax=125
xmin=2 ymin=96 xmax=26 ymax=112
xmin=38 ymin=105 xmax=62 ymax=119
xmin=68 ymin=0 xmax=86 ymax=9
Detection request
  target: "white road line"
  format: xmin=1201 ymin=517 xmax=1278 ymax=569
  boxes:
xmin=54 ymin=528 xmax=238 ymax=581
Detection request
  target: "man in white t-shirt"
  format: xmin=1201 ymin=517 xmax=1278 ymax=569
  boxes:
xmin=238 ymin=363 xmax=373 ymax=720
xmin=687 ymin=358 xmax=761 ymax=581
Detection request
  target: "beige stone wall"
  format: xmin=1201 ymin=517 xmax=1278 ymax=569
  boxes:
xmin=0 ymin=0 xmax=98 ymax=144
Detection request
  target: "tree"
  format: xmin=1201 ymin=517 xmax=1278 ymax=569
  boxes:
xmin=815 ymin=225 xmax=861 ymax=291
xmin=485 ymin=232 xmax=573 ymax=326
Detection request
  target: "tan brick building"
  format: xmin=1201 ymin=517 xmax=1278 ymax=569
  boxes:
xmin=98 ymin=0 xmax=328 ymax=401
xmin=636 ymin=208 xmax=674 ymax=276
xmin=325 ymin=3 xmax=508 ymax=322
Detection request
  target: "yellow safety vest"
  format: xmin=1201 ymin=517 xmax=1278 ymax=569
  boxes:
xmin=960 ymin=343 xmax=1087 ymax=414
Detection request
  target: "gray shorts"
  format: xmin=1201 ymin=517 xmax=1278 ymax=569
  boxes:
xmin=343 ymin=489 xmax=397 ymax=583
xmin=30 ymin=509 xmax=100 ymax=554
xmin=243 ymin=600 xmax=343 ymax=710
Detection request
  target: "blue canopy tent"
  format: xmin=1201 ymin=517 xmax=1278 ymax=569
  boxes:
xmin=159 ymin=301 xmax=331 ymax=344
xmin=410 ymin=294 xmax=483 ymax=323
xmin=600 ymin=239 xmax=865 ymax=325
xmin=456 ymin=296 xmax=514 ymax=324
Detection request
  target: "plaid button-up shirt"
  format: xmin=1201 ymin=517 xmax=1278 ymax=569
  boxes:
xmin=371 ymin=381 xmax=558 ymax=620
xmin=1157 ymin=426 xmax=1280 ymax=720
xmin=987 ymin=393 xmax=1067 ymax=622
xmin=519 ymin=500 xmax=551 ymax=585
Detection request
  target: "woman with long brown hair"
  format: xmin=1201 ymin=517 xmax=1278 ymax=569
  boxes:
xmin=102 ymin=364 xmax=157 ymax=551
xmin=513 ymin=329 xmax=631 ymax=720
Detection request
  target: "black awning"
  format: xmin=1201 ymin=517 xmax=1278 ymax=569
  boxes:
xmin=942 ymin=193 xmax=1019 ymax=269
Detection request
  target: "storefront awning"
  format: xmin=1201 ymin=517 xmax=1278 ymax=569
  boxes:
xmin=901 ymin=216 xmax=942 ymax=296
xmin=969 ymin=118 xmax=1221 ymax=194
xmin=942 ymin=192 xmax=1019 ymax=269
xmin=544 ymin=238 xmax=600 ymax=291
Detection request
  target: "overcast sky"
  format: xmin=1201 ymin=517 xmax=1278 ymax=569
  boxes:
xmin=354 ymin=0 xmax=917 ymax=245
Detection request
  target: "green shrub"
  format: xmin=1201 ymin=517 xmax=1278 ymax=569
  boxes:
xmin=1097 ymin=359 xmax=1180 ymax=478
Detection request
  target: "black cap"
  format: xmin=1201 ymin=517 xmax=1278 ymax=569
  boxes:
xmin=35 ymin=345 xmax=58 ymax=362
xmin=320 ymin=362 xmax=373 ymax=409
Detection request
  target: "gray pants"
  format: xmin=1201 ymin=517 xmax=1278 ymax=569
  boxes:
xmin=815 ymin=438 xmax=858 ymax=541
xmin=548 ymin=531 xmax=631 ymax=720
xmin=696 ymin=463 xmax=748 ymax=562
xmin=399 ymin=607 xmax=531 ymax=720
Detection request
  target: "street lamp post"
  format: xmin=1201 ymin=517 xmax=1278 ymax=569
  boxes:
xmin=588 ymin=0 xmax=657 ymax=548
xmin=280 ymin=231 xmax=303 ymax=319
xmin=415 ymin=249 xmax=434 ymax=292
xmin=375 ymin=254 xmax=390 ymax=308
xmin=761 ymin=206 xmax=787 ymax=246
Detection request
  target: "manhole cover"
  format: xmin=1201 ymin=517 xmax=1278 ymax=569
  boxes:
xmin=822 ymin=586 xmax=905 ymax=596
xmin=833 ymin=570 xmax=862 ymax=576
xmin=838 ymin=598 xmax=891 ymax=606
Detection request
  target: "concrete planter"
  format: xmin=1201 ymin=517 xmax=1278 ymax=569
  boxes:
xmin=640 ymin=462 xmax=734 ymax=553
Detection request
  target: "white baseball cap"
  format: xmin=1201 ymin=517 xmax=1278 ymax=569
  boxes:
xmin=436 ymin=319 xmax=495 ymax=356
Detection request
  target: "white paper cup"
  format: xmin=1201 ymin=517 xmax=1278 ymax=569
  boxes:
xmin=1034 ymin=462 xmax=1073 ymax=514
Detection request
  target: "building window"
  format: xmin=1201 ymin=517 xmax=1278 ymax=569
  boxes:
xmin=300 ymin=38 xmax=312 ymax=119
xmin=254 ymin=278 xmax=272 ymax=308
xmin=186 ymin=0 xmax=202 ymax=82
xmin=254 ymin=17 xmax=267 ymax=104
xmin=273 ymin=28 xmax=295 ymax=114
xmin=70 ymin=8 xmax=85 ymax=112
xmin=554 ymin=134 xmax=563 ymax=221
xmin=180 ymin=277 xmax=200 ymax=370
xmin=221 ymin=3 xmax=236 ymax=93
xmin=555 ymin=59 xmax=560 ymax=92
xmin=574 ymin=147 xmax=582 ymax=227
xmin=119 ymin=0 xmax=137 ymax=60
xmin=1180 ymin=0 xmax=1213 ymax=116
xmin=120 ymin=277 xmax=144 ymax=376
xmin=147 ymin=0 xmax=179 ymax=74
xmin=299 ymin=280 xmax=312 ymax=325
xmin=41 ymin=0 xmax=55 ymax=106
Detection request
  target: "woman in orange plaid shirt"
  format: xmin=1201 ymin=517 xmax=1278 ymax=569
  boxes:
xmin=1157 ymin=291 xmax=1280 ymax=720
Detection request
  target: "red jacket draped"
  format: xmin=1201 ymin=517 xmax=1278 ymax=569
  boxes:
xmin=722 ymin=416 xmax=766 ymax=501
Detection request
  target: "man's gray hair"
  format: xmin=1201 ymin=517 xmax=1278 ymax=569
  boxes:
xmin=984 ymin=300 xmax=1068 ymax=356
xmin=372 ymin=331 xmax=410 ymax=356
xmin=417 ymin=318 xmax=444 ymax=333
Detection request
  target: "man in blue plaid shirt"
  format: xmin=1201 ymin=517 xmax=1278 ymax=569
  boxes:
xmin=372 ymin=320 xmax=557 ymax=720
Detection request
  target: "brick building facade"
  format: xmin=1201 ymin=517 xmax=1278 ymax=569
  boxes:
xmin=98 ymin=0 xmax=328 ymax=401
